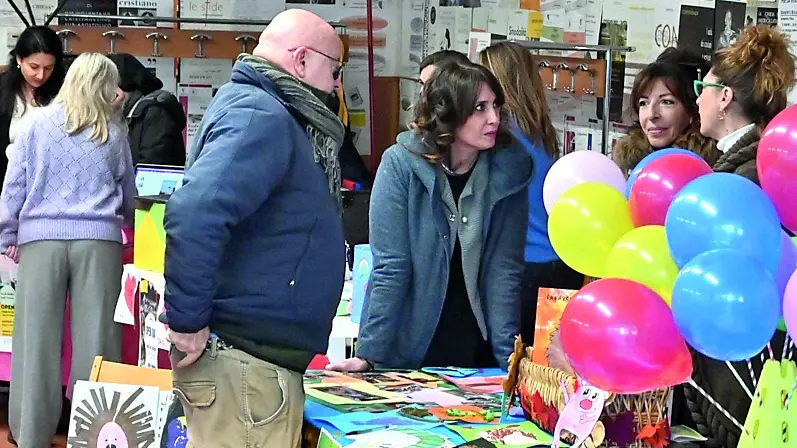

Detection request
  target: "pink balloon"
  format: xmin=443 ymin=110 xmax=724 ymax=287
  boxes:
xmin=784 ymin=270 xmax=797 ymax=342
xmin=542 ymin=150 xmax=625 ymax=213
xmin=559 ymin=278 xmax=693 ymax=394
xmin=629 ymin=154 xmax=713 ymax=227
xmin=758 ymin=105 xmax=797 ymax=230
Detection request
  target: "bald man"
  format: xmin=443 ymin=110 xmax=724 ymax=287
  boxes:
xmin=163 ymin=9 xmax=346 ymax=445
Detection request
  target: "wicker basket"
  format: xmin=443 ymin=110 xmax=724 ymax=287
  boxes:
xmin=515 ymin=346 xmax=671 ymax=448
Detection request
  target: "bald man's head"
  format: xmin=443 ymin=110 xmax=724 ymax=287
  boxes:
xmin=253 ymin=9 xmax=343 ymax=93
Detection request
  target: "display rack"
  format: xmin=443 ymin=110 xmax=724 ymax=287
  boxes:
xmin=46 ymin=15 xmax=348 ymax=61
xmin=491 ymin=39 xmax=635 ymax=153
xmin=3 ymin=1 xmax=349 ymax=61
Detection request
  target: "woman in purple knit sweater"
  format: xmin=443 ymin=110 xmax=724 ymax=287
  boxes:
xmin=0 ymin=52 xmax=136 ymax=448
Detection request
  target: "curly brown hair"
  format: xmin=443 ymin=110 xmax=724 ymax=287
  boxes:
xmin=411 ymin=60 xmax=512 ymax=163
xmin=712 ymin=25 xmax=796 ymax=128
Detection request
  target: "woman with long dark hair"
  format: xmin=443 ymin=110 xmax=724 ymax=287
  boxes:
xmin=0 ymin=26 xmax=65 ymax=187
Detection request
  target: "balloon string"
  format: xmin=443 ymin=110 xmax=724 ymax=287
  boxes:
xmin=783 ymin=335 xmax=791 ymax=361
xmin=789 ymin=340 xmax=795 ymax=360
xmin=687 ymin=379 xmax=747 ymax=434
xmin=786 ymin=377 xmax=797 ymax=410
xmin=725 ymin=361 xmax=754 ymax=400
xmin=745 ymin=359 xmax=758 ymax=389
xmin=767 ymin=343 xmax=775 ymax=359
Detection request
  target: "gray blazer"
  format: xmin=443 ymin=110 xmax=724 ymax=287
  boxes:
xmin=356 ymin=131 xmax=532 ymax=369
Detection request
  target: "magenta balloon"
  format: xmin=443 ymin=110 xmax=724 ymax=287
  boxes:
xmin=542 ymin=150 xmax=625 ymax=213
xmin=758 ymin=105 xmax=797 ymax=230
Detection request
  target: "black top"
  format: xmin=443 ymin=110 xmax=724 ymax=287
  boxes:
xmin=423 ymin=164 xmax=496 ymax=368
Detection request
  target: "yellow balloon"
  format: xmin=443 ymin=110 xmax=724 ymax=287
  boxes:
xmin=604 ymin=225 xmax=679 ymax=306
xmin=548 ymin=182 xmax=634 ymax=278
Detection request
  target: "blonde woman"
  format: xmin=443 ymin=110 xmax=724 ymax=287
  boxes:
xmin=0 ymin=52 xmax=136 ymax=447
xmin=479 ymin=42 xmax=584 ymax=345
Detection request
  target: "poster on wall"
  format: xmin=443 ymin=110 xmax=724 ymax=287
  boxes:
xmin=58 ymin=0 xmax=118 ymax=26
xmin=0 ymin=0 xmax=56 ymax=27
xmin=177 ymin=85 xmax=214 ymax=151
xmin=178 ymin=0 xmax=286 ymax=31
xmin=679 ymin=4 xmax=715 ymax=63
xmin=715 ymin=1 xmax=746 ymax=51
xmin=757 ymin=7 xmax=778 ymax=26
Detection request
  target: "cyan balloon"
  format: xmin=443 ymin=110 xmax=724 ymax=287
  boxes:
xmin=672 ymin=249 xmax=780 ymax=361
xmin=665 ymin=173 xmax=782 ymax=275
xmin=625 ymin=148 xmax=703 ymax=198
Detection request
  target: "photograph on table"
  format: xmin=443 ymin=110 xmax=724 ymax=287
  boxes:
xmin=305 ymin=382 xmax=404 ymax=406
xmin=67 ymin=380 xmax=161 ymax=447
xmin=376 ymin=382 xmax=429 ymax=394
xmin=442 ymin=388 xmax=503 ymax=411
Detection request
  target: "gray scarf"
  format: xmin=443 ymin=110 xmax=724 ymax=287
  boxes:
xmin=238 ymin=54 xmax=345 ymax=211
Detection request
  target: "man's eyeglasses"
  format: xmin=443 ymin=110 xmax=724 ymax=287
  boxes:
xmin=288 ymin=46 xmax=344 ymax=80
xmin=694 ymin=80 xmax=727 ymax=96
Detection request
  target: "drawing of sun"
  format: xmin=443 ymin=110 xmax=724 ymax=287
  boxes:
xmin=68 ymin=385 xmax=157 ymax=448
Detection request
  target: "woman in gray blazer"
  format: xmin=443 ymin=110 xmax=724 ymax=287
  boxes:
xmin=329 ymin=61 xmax=531 ymax=371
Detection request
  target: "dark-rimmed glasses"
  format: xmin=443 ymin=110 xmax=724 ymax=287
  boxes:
xmin=288 ymin=46 xmax=344 ymax=80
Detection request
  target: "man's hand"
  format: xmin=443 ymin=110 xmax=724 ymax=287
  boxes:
xmin=168 ymin=327 xmax=210 ymax=368
xmin=325 ymin=357 xmax=372 ymax=372
xmin=5 ymin=246 xmax=18 ymax=264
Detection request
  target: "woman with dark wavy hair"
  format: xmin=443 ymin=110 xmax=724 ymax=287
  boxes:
xmin=0 ymin=26 xmax=65 ymax=189
xmin=328 ymin=60 xmax=532 ymax=371
xmin=612 ymin=48 xmax=719 ymax=176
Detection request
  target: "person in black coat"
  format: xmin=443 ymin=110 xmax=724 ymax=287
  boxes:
xmin=109 ymin=54 xmax=186 ymax=167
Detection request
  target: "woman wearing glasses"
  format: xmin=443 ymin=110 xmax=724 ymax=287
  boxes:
xmin=687 ymin=25 xmax=796 ymax=448
xmin=612 ymin=48 xmax=719 ymax=177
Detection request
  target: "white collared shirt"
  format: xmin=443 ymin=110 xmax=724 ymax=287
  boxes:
xmin=717 ymin=123 xmax=755 ymax=153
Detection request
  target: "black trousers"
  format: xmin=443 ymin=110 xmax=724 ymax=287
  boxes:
xmin=519 ymin=260 xmax=584 ymax=345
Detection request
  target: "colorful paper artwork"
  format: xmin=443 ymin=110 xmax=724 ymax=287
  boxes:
xmin=449 ymin=422 xmax=553 ymax=447
xmin=531 ymin=288 xmax=578 ymax=374
xmin=67 ymin=381 xmax=161 ymax=448
xmin=428 ymin=405 xmax=499 ymax=423
xmin=440 ymin=375 xmax=505 ymax=394
xmin=305 ymin=382 xmax=403 ymax=406
xmin=551 ymin=380 xmax=609 ymax=448
xmin=346 ymin=427 xmax=453 ymax=448
xmin=113 ymin=264 xmax=168 ymax=354
xmin=319 ymin=410 xmax=437 ymax=434
xmin=159 ymin=393 xmax=187 ymax=448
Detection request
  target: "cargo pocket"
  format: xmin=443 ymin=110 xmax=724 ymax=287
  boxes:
xmin=243 ymin=363 xmax=287 ymax=427
xmin=173 ymin=381 xmax=216 ymax=409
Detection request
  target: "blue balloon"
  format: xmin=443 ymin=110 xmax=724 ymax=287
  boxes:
xmin=625 ymin=148 xmax=703 ymax=197
xmin=672 ymin=249 xmax=779 ymax=361
xmin=665 ymin=172 xmax=782 ymax=274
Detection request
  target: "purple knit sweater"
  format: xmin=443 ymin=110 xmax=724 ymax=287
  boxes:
xmin=0 ymin=102 xmax=136 ymax=252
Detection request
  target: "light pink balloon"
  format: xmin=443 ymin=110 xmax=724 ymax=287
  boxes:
xmin=543 ymin=150 xmax=626 ymax=213
xmin=783 ymin=269 xmax=797 ymax=342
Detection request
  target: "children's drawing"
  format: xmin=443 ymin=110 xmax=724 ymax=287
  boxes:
xmin=551 ymin=380 xmax=609 ymax=448
xmin=449 ymin=422 xmax=553 ymax=448
xmin=429 ymin=405 xmax=498 ymax=423
xmin=305 ymin=382 xmax=402 ymax=406
xmin=346 ymin=427 xmax=452 ymax=448
xmin=67 ymin=381 xmax=161 ymax=448
xmin=159 ymin=393 xmax=187 ymax=448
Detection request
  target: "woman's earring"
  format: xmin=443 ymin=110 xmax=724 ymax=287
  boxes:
xmin=719 ymin=110 xmax=726 ymax=121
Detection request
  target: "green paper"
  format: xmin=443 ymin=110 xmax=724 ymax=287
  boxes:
xmin=447 ymin=422 xmax=553 ymax=447
xmin=779 ymin=318 xmax=787 ymax=333
xmin=737 ymin=359 xmax=797 ymax=448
